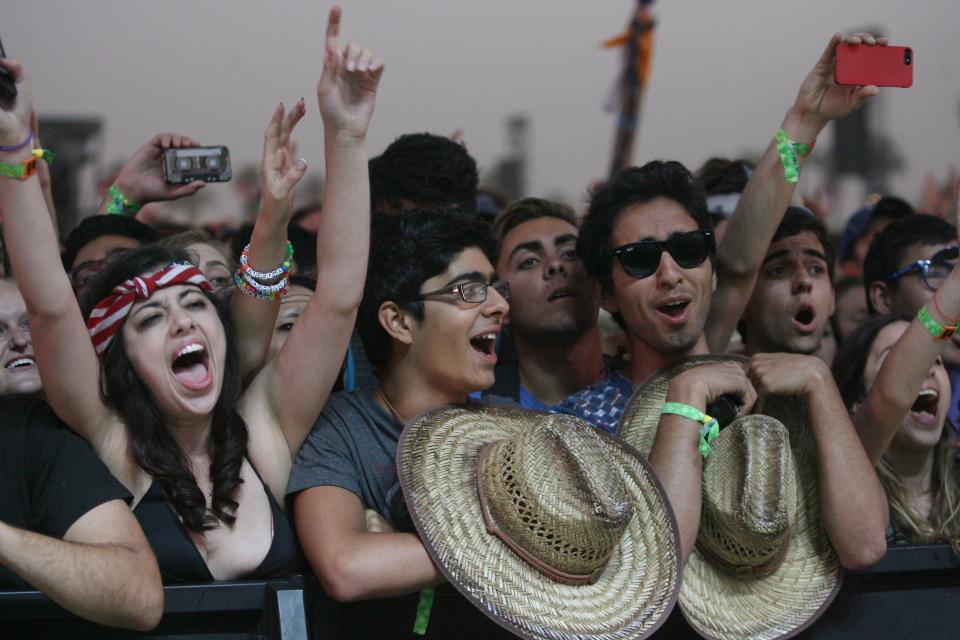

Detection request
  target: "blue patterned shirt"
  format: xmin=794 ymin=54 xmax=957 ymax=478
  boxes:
xmin=552 ymin=368 xmax=636 ymax=433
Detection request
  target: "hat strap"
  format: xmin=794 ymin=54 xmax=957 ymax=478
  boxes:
xmin=475 ymin=444 xmax=606 ymax=586
xmin=695 ymin=529 xmax=792 ymax=577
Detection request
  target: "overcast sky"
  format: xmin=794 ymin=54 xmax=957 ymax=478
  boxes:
xmin=7 ymin=0 xmax=959 ymax=225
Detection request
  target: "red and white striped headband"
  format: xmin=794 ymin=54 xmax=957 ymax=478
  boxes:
xmin=87 ymin=262 xmax=213 ymax=359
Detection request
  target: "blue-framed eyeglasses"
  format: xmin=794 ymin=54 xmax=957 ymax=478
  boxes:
xmin=417 ymin=280 xmax=510 ymax=304
xmin=883 ymin=246 xmax=958 ymax=292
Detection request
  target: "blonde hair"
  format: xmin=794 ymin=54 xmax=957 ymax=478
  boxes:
xmin=878 ymin=429 xmax=960 ymax=554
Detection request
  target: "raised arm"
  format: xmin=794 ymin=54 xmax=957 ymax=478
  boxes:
xmin=0 ymin=60 xmax=112 ymax=442
xmin=852 ymin=186 xmax=960 ymax=464
xmin=295 ymin=487 xmax=443 ymax=602
xmin=648 ymin=362 xmax=757 ymax=563
xmin=243 ymin=6 xmax=383 ymax=494
xmin=0 ymin=499 xmax=163 ymax=631
xmin=230 ymin=100 xmax=308 ymax=380
xmin=706 ymin=32 xmax=884 ymax=352
xmin=750 ymin=353 xmax=888 ymax=569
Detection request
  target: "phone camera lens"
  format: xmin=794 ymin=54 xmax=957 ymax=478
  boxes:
xmin=905 ymin=49 xmax=912 ymax=65
xmin=175 ymin=157 xmax=193 ymax=171
xmin=205 ymin=156 xmax=221 ymax=170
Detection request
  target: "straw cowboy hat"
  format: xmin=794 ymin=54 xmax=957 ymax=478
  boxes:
xmin=617 ymin=355 xmax=841 ymax=640
xmin=397 ymin=406 xmax=682 ymax=640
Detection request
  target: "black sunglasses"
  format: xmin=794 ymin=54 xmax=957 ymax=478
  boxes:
xmin=610 ymin=230 xmax=714 ymax=279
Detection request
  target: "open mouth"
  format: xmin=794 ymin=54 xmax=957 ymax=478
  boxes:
xmin=793 ymin=304 xmax=816 ymax=331
xmin=547 ymin=289 xmax=575 ymax=302
xmin=469 ymin=333 xmax=497 ymax=357
xmin=171 ymin=343 xmax=211 ymax=390
xmin=910 ymin=388 xmax=939 ymax=419
xmin=5 ymin=356 xmax=35 ymax=370
xmin=657 ymin=299 xmax=689 ymax=319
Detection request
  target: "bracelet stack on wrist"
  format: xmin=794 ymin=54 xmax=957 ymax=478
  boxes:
xmin=0 ymin=135 xmax=55 ymax=181
xmin=662 ymin=401 xmax=720 ymax=459
xmin=105 ymin=184 xmax=142 ymax=216
xmin=234 ymin=241 xmax=294 ymax=300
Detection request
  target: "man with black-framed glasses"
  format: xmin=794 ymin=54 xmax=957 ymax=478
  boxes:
xmin=289 ymin=208 xmax=519 ymax=638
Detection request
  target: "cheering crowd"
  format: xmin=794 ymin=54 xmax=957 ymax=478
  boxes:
xmin=0 ymin=7 xmax=958 ymax=640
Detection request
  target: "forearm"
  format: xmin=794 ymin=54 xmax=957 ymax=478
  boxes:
xmin=315 ymin=128 xmax=369 ymax=312
xmin=230 ymin=197 xmax=288 ymax=377
xmin=807 ymin=378 xmax=888 ymax=569
xmin=0 ymin=521 xmax=162 ymax=630
xmin=648 ymin=390 xmax=706 ymax=564
xmin=708 ymin=109 xmax=822 ymax=351
xmin=0 ymin=148 xmax=75 ymax=314
xmin=311 ymin=531 xmax=444 ymax=602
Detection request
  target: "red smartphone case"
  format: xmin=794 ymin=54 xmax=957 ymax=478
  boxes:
xmin=835 ymin=43 xmax=913 ymax=88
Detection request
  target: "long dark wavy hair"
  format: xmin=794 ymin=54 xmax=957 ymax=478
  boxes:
xmin=80 ymin=245 xmax=248 ymax=532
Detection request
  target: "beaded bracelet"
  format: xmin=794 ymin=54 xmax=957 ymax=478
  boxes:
xmin=775 ymin=128 xmax=815 ymax=184
xmin=239 ymin=241 xmax=294 ymax=281
xmin=918 ymin=305 xmax=957 ymax=341
xmin=105 ymin=184 xmax=142 ymax=216
xmin=662 ymin=401 xmax=720 ymax=459
xmin=234 ymin=270 xmax=289 ymax=300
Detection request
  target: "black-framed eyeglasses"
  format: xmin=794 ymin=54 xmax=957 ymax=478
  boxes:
xmin=883 ymin=246 xmax=958 ymax=292
xmin=610 ymin=230 xmax=714 ymax=279
xmin=417 ymin=280 xmax=510 ymax=304
xmin=68 ymin=248 xmax=135 ymax=290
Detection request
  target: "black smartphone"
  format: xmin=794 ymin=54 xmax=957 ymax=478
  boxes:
xmin=705 ymin=394 xmax=741 ymax=430
xmin=0 ymin=37 xmax=17 ymax=100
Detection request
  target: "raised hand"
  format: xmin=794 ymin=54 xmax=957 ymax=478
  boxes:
xmin=0 ymin=59 xmax=33 ymax=148
xmin=316 ymin=6 xmax=385 ymax=139
xmin=111 ymin=133 xmax=207 ymax=204
xmin=748 ymin=352 xmax=831 ymax=398
xmin=792 ymin=32 xmax=885 ymax=130
xmin=260 ymin=100 xmax=308 ymax=212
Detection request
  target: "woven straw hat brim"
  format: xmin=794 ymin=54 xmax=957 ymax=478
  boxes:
xmin=398 ymin=405 xmax=682 ymax=640
xmin=616 ymin=356 xmax=841 ymax=640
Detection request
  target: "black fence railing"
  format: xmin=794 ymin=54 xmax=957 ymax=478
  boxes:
xmin=0 ymin=545 xmax=957 ymax=638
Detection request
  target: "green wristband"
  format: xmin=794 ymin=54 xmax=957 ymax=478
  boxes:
xmin=106 ymin=184 xmax=141 ymax=216
xmin=412 ymin=586 xmax=435 ymax=635
xmin=662 ymin=401 xmax=720 ymax=459
xmin=918 ymin=305 xmax=957 ymax=340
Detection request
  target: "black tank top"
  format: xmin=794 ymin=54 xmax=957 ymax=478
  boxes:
xmin=133 ymin=461 xmax=300 ymax=582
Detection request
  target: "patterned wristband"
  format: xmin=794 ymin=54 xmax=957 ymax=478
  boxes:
xmin=662 ymin=401 xmax=720 ymax=459
xmin=105 ymin=184 xmax=142 ymax=216
xmin=239 ymin=241 xmax=294 ymax=281
xmin=918 ymin=305 xmax=957 ymax=340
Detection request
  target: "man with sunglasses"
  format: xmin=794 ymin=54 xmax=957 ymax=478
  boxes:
xmin=290 ymin=209 xmax=518 ymax=638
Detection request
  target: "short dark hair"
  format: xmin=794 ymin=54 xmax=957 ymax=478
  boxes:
xmin=491 ymin=197 xmax=578 ymax=264
xmin=369 ymin=133 xmax=479 ymax=213
xmin=62 ymin=215 xmax=160 ymax=270
xmin=694 ymin=157 xmax=753 ymax=195
xmin=862 ymin=214 xmax=956 ymax=313
xmin=771 ymin=207 xmax=836 ymax=281
xmin=577 ymin=160 xmax=712 ymax=295
xmin=358 ymin=208 xmax=495 ymax=370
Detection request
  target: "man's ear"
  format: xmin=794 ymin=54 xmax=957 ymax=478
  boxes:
xmin=595 ymin=279 xmax=619 ymax=315
xmin=868 ymin=281 xmax=893 ymax=314
xmin=378 ymin=301 xmax=414 ymax=346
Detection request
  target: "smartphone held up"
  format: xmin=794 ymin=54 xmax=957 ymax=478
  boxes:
xmin=835 ymin=42 xmax=913 ymax=88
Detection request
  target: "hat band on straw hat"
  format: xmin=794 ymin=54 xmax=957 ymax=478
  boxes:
xmin=476 ymin=444 xmax=608 ymax=586
xmin=695 ymin=529 xmax=792 ymax=577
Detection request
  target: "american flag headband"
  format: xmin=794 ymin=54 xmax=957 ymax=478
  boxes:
xmin=86 ymin=262 xmax=213 ymax=359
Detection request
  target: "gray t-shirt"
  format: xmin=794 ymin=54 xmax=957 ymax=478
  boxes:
xmin=288 ymin=389 xmax=412 ymax=529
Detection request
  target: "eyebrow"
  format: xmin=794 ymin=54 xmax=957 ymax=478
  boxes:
xmin=762 ymin=248 xmax=828 ymax=265
xmin=444 ymin=270 xmax=491 ymax=286
xmin=132 ymin=288 xmax=202 ymax=315
xmin=507 ymin=233 xmax=579 ymax=262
